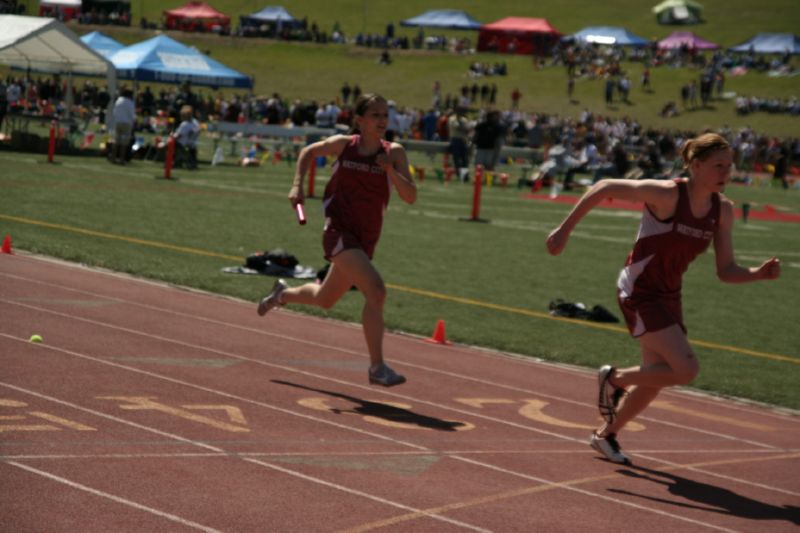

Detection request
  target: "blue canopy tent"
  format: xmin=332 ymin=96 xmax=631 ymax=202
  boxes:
xmin=80 ymin=31 xmax=125 ymax=59
xmin=570 ymin=26 xmax=650 ymax=46
xmin=729 ymin=33 xmax=800 ymax=55
xmin=240 ymin=6 xmax=299 ymax=28
xmin=400 ymin=9 xmax=481 ymax=30
xmin=110 ymin=35 xmax=252 ymax=88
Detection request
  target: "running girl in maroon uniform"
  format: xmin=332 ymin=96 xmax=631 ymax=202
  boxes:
xmin=257 ymin=94 xmax=417 ymax=387
xmin=546 ymin=133 xmax=781 ymax=464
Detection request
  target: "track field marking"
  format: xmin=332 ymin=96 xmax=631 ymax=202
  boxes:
xmin=2 ymin=282 xmax=790 ymax=449
xmin=0 ymin=399 xmax=97 ymax=432
xmin=650 ymin=400 xmax=776 ymax=431
xmin=25 ymin=412 xmax=96 ymax=431
xmin=343 ymin=451 xmax=800 ymax=533
xmin=97 ymin=396 xmax=250 ymax=433
xmin=1 ymin=305 xmax=792 ymax=503
xmin=297 ymin=397 xmax=476 ymax=432
xmin=0 ymin=380 xmax=742 ymax=533
xmin=3 ymin=330 xmax=797 ymax=527
xmin=455 ymin=397 xmax=646 ymax=431
xmin=5 ymin=461 xmax=222 ymax=532
xmin=0 ymin=264 xmax=800 ymax=435
xmin=1 ymin=216 xmax=796 ymax=365
xmin=5 ymin=448 xmax=795 ymax=462
xmin=0 ymin=380 xmax=490 ymax=532
xmin=14 ymin=255 xmax=796 ymax=428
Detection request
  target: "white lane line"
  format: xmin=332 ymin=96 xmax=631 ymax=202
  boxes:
xmin=449 ymin=455 xmax=737 ymax=532
xmin=5 ymin=449 xmax=795 ymax=461
xmin=5 ymin=461 xmax=222 ymax=533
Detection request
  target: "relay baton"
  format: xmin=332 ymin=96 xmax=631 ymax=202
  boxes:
xmin=295 ymin=203 xmax=307 ymax=225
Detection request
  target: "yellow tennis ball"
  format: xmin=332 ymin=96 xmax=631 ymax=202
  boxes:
xmin=29 ymin=334 xmax=43 ymax=343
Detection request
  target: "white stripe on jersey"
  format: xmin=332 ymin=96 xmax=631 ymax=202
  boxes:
xmin=636 ymin=206 xmax=673 ymax=241
xmin=618 ymin=254 xmax=654 ymax=298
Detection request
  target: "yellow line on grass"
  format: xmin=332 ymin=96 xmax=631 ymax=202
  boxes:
xmin=3 ymin=213 xmax=797 ymax=365
xmin=0 ymin=214 xmax=241 ymax=262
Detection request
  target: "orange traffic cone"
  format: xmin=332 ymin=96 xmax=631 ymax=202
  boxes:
xmin=1 ymin=234 xmax=11 ymax=254
xmin=425 ymin=319 xmax=451 ymax=345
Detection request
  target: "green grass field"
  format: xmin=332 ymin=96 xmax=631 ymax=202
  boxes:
xmin=1 ymin=148 xmax=798 ymax=409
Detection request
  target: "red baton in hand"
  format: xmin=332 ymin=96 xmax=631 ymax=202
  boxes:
xmin=295 ymin=203 xmax=307 ymax=225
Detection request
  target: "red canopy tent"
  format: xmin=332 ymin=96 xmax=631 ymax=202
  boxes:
xmin=39 ymin=0 xmax=82 ymax=22
xmin=163 ymin=1 xmax=230 ymax=33
xmin=478 ymin=17 xmax=562 ymax=56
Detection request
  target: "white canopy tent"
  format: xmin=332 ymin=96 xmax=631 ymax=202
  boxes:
xmin=0 ymin=15 xmax=117 ymax=119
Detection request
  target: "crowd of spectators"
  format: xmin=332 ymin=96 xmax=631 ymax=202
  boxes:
xmin=736 ymin=95 xmax=800 ymax=116
xmin=78 ymin=8 xmax=130 ymax=26
xmin=468 ymin=62 xmax=508 ymax=78
xmin=1 ymin=73 xmax=797 ymax=186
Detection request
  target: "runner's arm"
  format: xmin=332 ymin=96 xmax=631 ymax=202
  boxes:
xmin=546 ymin=179 xmax=676 ymax=256
xmin=714 ymin=199 xmax=781 ymax=283
xmin=290 ymin=135 xmax=350 ymax=205
xmin=380 ymin=143 xmax=417 ymax=204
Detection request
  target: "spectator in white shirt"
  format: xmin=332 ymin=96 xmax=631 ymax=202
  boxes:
xmin=111 ymin=88 xmax=135 ymax=164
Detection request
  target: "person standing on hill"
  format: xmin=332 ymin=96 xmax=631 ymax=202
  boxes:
xmin=546 ymin=133 xmax=781 ymax=465
xmin=257 ymin=94 xmax=417 ymax=387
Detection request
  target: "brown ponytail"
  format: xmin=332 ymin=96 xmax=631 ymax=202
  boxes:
xmin=680 ymin=133 xmax=731 ymax=169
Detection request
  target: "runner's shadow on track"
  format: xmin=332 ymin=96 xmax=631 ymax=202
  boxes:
xmin=608 ymin=466 xmax=799 ymax=525
xmin=272 ymin=380 xmax=468 ymax=431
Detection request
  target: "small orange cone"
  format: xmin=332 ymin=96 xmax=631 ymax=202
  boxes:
xmin=425 ymin=319 xmax=451 ymax=345
xmin=1 ymin=235 xmax=11 ymax=254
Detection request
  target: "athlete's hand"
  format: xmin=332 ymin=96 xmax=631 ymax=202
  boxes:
xmin=289 ymin=185 xmax=305 ymax=207
xmin=756 ymin=256 xmax=781 ymax=280
xmin=375 ymin=148 xmax=392 ymax=172
xmin=546 ymin=225 xmax=570 ymax=256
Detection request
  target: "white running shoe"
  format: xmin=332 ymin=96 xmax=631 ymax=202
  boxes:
xmin=368 ymin=363 xmax=406 ymax=387
xmin=590 ymin=432 xmax=631 ymax=465
xmin=597 ymin=365 xmax=625 ymax=424
xmin=257 ymin=279 xmax=287 ymax=316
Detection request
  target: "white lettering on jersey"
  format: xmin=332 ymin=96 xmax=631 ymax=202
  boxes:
xmin=676 ymin=223 xmax=712 ymax=240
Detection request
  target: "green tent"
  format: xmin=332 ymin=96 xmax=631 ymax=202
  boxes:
xmin=652 ymin=0 xmax=703 ymax=25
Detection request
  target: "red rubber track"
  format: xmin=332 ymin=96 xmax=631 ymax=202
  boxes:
xmin=1 ymin=253 xmax=798 ymax=532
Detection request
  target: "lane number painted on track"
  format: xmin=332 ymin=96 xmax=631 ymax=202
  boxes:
xmin=298 ymin=397 xmax=475 ymax=432
xmin=0 ymin=399 xmax=96 ymax=432
xmin=455 ymin=398 xmax=646 ymax=432
xmin=98 ymin=396 xmax=250 ymax=432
